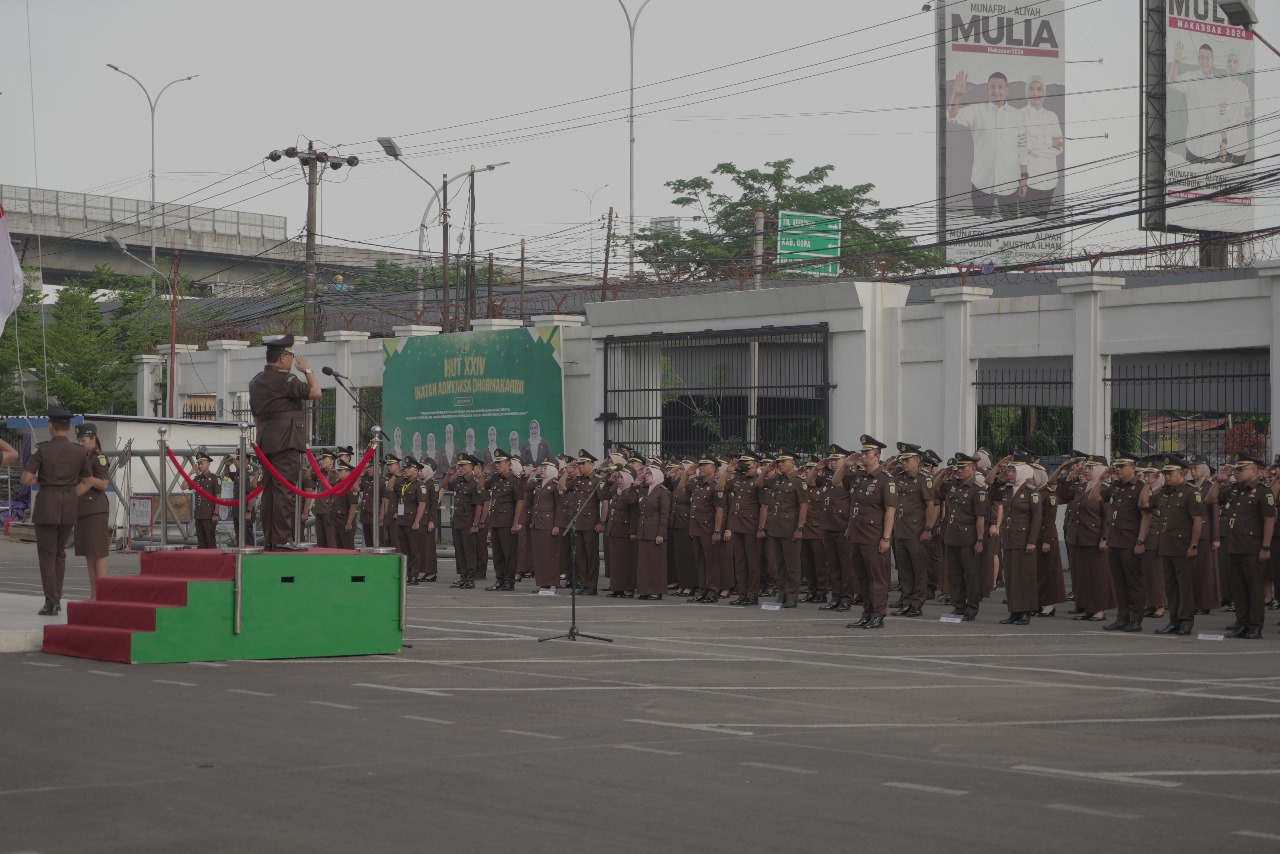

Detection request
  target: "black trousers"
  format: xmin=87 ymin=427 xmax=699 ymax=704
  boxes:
xmin=35 ymin=523 xmax=73 ymax=604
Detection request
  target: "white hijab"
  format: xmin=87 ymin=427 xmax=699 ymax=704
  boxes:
xmin=540 ymin=463 xmax=557 ymax=486
xmin=617 ymin=469 xmax=634 ymax=490
xmin=1012 ymin=464 xmax=1035 ymax=491
xmin=646 ymin=465 xmax=665 ymax=494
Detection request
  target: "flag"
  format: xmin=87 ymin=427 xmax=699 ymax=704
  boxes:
xmin=0 ymin=204 xmax=25 ymax=337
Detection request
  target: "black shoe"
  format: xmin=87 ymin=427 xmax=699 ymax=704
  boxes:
xmin=818 ymin=600 xmax=842 ymax=610
xmin=863 ymin=617 xmax=885 ymax=629
xmin=485 ymin=583 xmax=504 ymax=591
xmin=579 ymin=588 xmax=598 ymax=596
xmin=1224 ymin=624 xmax=1247 ymax=638
xmin=892 ymin=607 xmax=911 ymax=617
xmin=38 ymin=602 xmax=57 ymax=616
xmin=407 ymin=576 xmax=420 ymax=586
xmin=760 ymin=587 xmax=777 ymax=597
xmin=1194 ymin=609 xmax=1210 ymax=615
xmin=1013 ymin=614 xmax=1031 ymax=625
xmin=1243 ymin=628 xmax=1263 ymax=640
xmin=1224 ymin=603 xmax=1236 ymax=612
xmin=890 ymin=599 xmax=904 ymax=609
xmin=999 ymin=613 xmax=1021 ymax=624
xmin=728 ymin=597 xmax=747 ymax=606
xmin=939 ymin=594 xmax=951 ymax=606
xmin=951 ymin=608 xmax=965 ymax=616
xmin=834 ymin=603 xmax=851 ymax=612
xmin=926 ymin=586 xmax=938 ymax=601
xmin=449 ymin=579 xmax=465 ymax=588
xmin=808 ymin=595 xmax=828 ymax=604
xmin=1102 ymin=620 xmax=1128 ymax=631
xmin=851 ymin=595 xmax=865 ymax=606
xmin=1154 ymin=623 xmax=1180 ymax=635
xmin=459 ymin=581 xmax=475 ymax=589
xmin=780 ymin=601 xmax=797 ymax=609
xmin=960 ymin=613 xmax=976 ymax=622
xmin=638 ymin=594 xmax=662 ymax=600
xmin=1122 ymin=622 xmax=1143 ymax=632
xmin=608 ymin=590 xmax=627 ymax=598
xmin=905 ymin=607 xmax=923 ymax=617
xmin=891 ymin=582 xmax=902 ymax=592
xmin=423 ymin=576 xmax=437 ymax=583
xmin=996 ymin=578 xmax=1004 ymax=589
xmin=502 ymin=582 xmax=515 ymax=591
xmin=742 ymin=597 xmax=759 ymax=606
xmin=799 ymin=593 xmax=820 ymax=603
xmin=1176 ymin=625 xmax=1192 ymax=636
xmin=847 ymin=617 xmax=871 ymax=629
xmin=1037 ymin=607 xmax=1056 ymax=617
xmin=697 ymin=594 xmax=715 ymax=604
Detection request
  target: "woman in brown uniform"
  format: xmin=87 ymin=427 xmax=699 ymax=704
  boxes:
xmin=397 ymin=458 xmax=424 ymax=583
xmin=668 ymin=460 xmax=696 ymax=595
xmin=74 ymin=423 xmax=112 ymax=599
xmin=1190 ymin=457 xmax=1220 ymax=614
xmin=1033 ymin=461 xmax=1067 ymax=615
xmin=982 ymin=469 xmax=1006 ymax=598
xmin=631 ymin=465 xmax=671 ymax=599
xmin=529 ymin=462 xmax=562 ymax=591
xmin=412 ymin=461 xmax=440 ymax=583
xmin=604 ymin=468 xmax=637 ymax=597
xmin=997 ymin=458 xmax=1042 ymax=625
xmin=1062 ymin=455 xmax=1115 ymax=622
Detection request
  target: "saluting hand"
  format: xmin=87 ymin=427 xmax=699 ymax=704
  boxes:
xmin=294 ymin=354 xmax=311 ymax=373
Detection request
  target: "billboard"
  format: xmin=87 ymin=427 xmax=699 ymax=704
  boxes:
xmin=1159 ymin=1 xmax=1255 ymax=233
xmin=940 ymin=1 xmax=1067 ymax=267
xmin=381 ymin=326 xmax=565 ymax=473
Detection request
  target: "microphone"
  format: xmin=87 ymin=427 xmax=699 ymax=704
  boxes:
xmin=321 ymin=366 xmax=347 ymax=379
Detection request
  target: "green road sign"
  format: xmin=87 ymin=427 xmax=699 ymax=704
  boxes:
xmin=778 ymin=210 xmax=841 ymax=277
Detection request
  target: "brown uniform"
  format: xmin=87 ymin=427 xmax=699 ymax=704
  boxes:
xmin=192 ymin=470 xmax=221 ymax=549
xmin=765 ymin=471 xmax=809 ymax=603
xmin=26 ymin=436 xmax=92 ymax=605
xmin=331 ymin=483 xmax=358 ymax=550
xmin=1221 ymin=480 xmax=1275 ymax=631
xmin=1037 ymin=485 xmax=1067 ymax=608
xmin=559 ymin=473 xmax=603 ymax=591
xmin=359 ymin=471 xmax=377 ymax=548
xmin=605 ymin=485 xmax=637 ymax=592
xmin=687 ymin=475 xmax=727 ymax=596
xmin=396 ymin=475 xmax=426 ymax=576
xmin=448 ymin=473 xmax=486 ymax=582
xmin=800 ymin=473 xmax=829 ymax=600
xmin=1000 ymin=482 xmax=1043 ymax=614
xmin=1151 ymin=482 xmax=1207 ymax=629
xmin=941 ymin=478 xmax=989 ymax=617
xmin=725 ymin=472 xmax=766 ymax=600
xmin=1061 ymin=481 xmax=1115 ymax=615
xmin=1104 ymin=478 xmax=1148 ymax=624
xmin=846 ymin=467 xmax=898 ymax=619
xmin=486 ymin=471 xmax=523 ymax=586
xmin=529 ymin=480 xmax=561 ymax=588
xmin=75 ymin=452 xmax=112 ymax=558
xmin=1192 ymin=479 xmax=1221 ymax=611
xmin=669 ymin=479 xmax=695 ymax=590
xmin=310 ymin=466 xmax=336 ymax=548
xmin=248 ymin=365 xmax=310 ymax=547
xmin=893 ymin=470 xmax=936 ymax=609
xmin=629 ymin=484 xmax=671 ymax=596
xmin=821 ymin=468 xmax=857 ymax=605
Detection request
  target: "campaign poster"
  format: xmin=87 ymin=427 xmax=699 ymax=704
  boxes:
xmin=381 ymin=326 xmax=564 ymax=474
xmin=1162 ymin=1 xmax=1255 ymax=233
xmin=941 ymin=1 xmax=1068 ymax=267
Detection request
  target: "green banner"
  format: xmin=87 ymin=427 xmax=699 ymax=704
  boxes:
xmin=381 ymin=326 xmax=564 ymax=470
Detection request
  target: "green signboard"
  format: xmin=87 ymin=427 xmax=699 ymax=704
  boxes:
xmin=381 ymin=326 xmax=564 ymax=471
xmin=778 ymin=210 xmax=841 ymax=277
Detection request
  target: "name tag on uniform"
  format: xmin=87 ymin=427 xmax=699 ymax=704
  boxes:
xmin=397 ymin=502 xmax=405 ymax=515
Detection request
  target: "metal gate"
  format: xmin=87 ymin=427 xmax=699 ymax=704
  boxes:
xmin=602 ymin=324 xmax=830 ymax=461
xmin=1106 ymin=352 xmax=1270 ymax=465
xmin=974 ymin=361 xmax=1073 ymax=458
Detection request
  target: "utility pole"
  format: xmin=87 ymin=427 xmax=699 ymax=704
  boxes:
xmin=441 ymin=174 xmax=450 ymax=332
xmin=466 ymin=168 xmax=477 ymax=331
xmin=486 ymin=252 xmax=494 ymax=319
xmin=601 ymin=206 xmax=615 ymax=302
xmin=519 ymin=239 xmax=526 ymax=319
xmin=753 ymin=209 xmax=764 ymax=290
xmin=265 ymin=143 xmax=359 ymax=340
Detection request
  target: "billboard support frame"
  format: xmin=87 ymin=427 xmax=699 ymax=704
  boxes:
xmin=1141 ymin=0 xmax=1168 ymax=232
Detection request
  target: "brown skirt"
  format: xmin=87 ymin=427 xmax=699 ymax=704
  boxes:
xmin=608 ymin=536 xmax=637 ymax=591
xmin=1194 ymin=538 xmax=1220 ymax=610
xmin=1068 ymin=542 xmax=1115 ymax=614
xmin=532 ymin=529 xmax=559 ymax=588
xmin=74 ymin=511 xmax=110 ymax=558
xmin=636 ymin=538 xmax=667 ymax=595
xmin=1037 ymin=540 xmax=1067 ymax=606
xmin=1003 ymin=546 xmax=1038 ymax=612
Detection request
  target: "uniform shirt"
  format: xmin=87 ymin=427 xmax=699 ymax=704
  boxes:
xmin=606 ymin=490 xmax=635 ymax=538
xmin=1220 ymin=480 xmax=1276 ymax=554
xmin=1104 ymin=478 xmax=1145 ymax=549
xmin=1039 ymin=485 xmax=1060 ymax=545
xmin=1000 ymin=482 xmax=1043 ymax=550
xmin=725 ymin=473 xmax=764 ymax=535
xmin=359 ymin=473 xmax=377 ymax=525
xmin=940 ymin=478 xmax=989 ymax=547
xmin=845 ymin=467 xmax=898 ymax=545
xmin=310 ymin=465 xmax=336 ymax=517
xmin=629 ymin=484 xmax=671 ymax=541
xmin=1191 ymin=479 xmax=1218 ymax=543
xmin=820 ymin=470 xmax=852 ymax=533
xmin=396 ymin=476 xmax=425 ymax=526
xmin=764 ymin=471 xmax=809 ymax=538
xmin=1150 ymin=483 xmax=1207 ymax=557
xmin=949 ymin=101 xmax=1027 ymax=193
xmin=1062 ymin=481 xmax=1105 ymax=548
xmin=79 ymin=452 xmax=111 ymax=518
xmin=686 ymin=475 xmax=724 ymax=538
xmin=893 ymin=470 xmax=935 ymax=540
xmin=193 ymin=471 xmax=220 ymax=521
xmin=448 ymin=474 xmax=484 ymax=527
xmin=485 ymin=471 xmax=521 ymax=528
xmin=333 ymin=482 xmax=360 ymax=523
xmin=25 ymin=435 xmax=92 ymax=526
xmin=669 ymin=480 xmax=692 ymax=531
xmin=530 ymin=481 xmax=559 ymax=531
xmin=248 ymin=366 xmax=309 ymax=453
xmin=559 ymin=474 xmax=603 ymax=531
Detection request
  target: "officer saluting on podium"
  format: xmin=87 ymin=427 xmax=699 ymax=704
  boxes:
xmin=248 ymin=334 xmax=321 ymax=550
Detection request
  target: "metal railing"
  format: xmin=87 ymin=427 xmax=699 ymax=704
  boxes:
xmin=975 ymin=364 xmax=1074 ymax=457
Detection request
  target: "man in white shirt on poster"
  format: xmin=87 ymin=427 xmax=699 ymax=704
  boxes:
xmin=948 ymin=69 xmax=1028 ymax=220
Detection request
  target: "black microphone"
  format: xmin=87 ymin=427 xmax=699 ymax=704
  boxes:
xmin=321 ymin=366 xmax=347 ymax=379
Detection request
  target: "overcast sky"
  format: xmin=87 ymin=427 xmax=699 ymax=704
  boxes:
xmin=2 ymin=0 xmax=1275 ymax=276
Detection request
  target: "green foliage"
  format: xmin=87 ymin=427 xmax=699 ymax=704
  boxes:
xmin=978 ymin=405 xmax=1073 ymax=457
xmin=635 ymin=159 xmax=941 ymax=282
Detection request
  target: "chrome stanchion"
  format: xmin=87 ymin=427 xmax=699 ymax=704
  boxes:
xmin=147 ymin=426 xmax=183 ymax=551
xmin=359 ymin=426 xmax=397 ymax=555
xmin=223 ymin=422 xmax=263 ymax=556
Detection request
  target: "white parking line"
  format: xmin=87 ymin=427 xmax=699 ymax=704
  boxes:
xmin=628 ymin=720 xmax=755 ymax=736
xmin=612 ymin=745 xmax=682 ymax=756
xmin=227 ymin=689 xmax=275 ymax=697
xmin=1234 ymin=830 xmax=1280 ymax=842
xmin=883 ymin=782 xmax=968 ymax=796
xmin=1013 ymin=765 xmax=1182 ymax=788
xmin=1047 ymin=803 xmax=1139 ymax=819
xmin=741 ymin=762 xmax=815 ymax=775
xmin=22 ymin=662 xmax=60 ymax=667
xmin=87 ymin=670 xmax=123 ymax=677
xmin=310 ymin=701 xmax=359 ymax=710
xmin=354 ymin=683 xmax=452 ymax=697
xmin=404 ymin=715 xmax=454 ymax=725
xmin=500 ymin=729 xmax=562 ymax=740
xmin=153 ymin=680 xmax=197 ymax=687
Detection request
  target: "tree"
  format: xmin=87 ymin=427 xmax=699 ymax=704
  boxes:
xmin=634 ymin=159 xmax=940 ymax=282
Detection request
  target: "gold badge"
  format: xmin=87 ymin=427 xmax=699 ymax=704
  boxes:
xmin=1031 ymin=492 xmax=1039 ymax=504
xmin=978 ymin=491 xmax=987 ymax=502
xmin=924 ymin=477 xmax=934 ymax=489
xmin=1194 ymin=493 xmax=1202 ymax=503
xmin=888 ymin=482 xmax=896 ymax=495
xmin=1268 ymin=494 xmax=1276 ymax=507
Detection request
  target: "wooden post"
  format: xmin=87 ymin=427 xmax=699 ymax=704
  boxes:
xmin=601 ymin=206 xmax=615 ymax=302
xmin=486 ymin=252 xmax=494 ymax=318
xmin=519 ymin=239 xmax=526 ymax=320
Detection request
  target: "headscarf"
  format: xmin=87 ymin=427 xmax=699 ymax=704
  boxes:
xmin=1026 ymin=74 xmax=1045 ymax=109
xmin=646 ymin=465 xmax=665 ymax=494
xmin=540 ymin=462 xmax=558 ymax=485
xmin=616 ymin=469 xmax=634 ymax=490
xmin=509 ymin=459 xmax=523 ymax=478
xmin=1031 ymin=466 xmax=1048 ymax=489
xmin=1011 ymin=464 xmax=1035 ymax=490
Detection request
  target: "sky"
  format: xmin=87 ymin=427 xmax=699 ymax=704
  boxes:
xmin=1 ymin=0 xmax=1276 ymax=277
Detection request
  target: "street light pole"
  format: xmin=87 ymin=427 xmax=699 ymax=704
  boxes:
xmin=106 ymin=64 xmax=198 ymax=294
xmin=572 ymin=184 xmax=609 ymax=278
xmin=106 ymin=233 xmax=178 ymax=418
xmin=616 ymin=0 xmax=653 ymax=279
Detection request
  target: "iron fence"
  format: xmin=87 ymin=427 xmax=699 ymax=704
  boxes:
xmin=974 ymin=363 xmax=1073 ymax=457
xmin=1106 ymin=353 xmax=1270 ymax=466
xmin=603 ymin=325 xmax=830 ymax=461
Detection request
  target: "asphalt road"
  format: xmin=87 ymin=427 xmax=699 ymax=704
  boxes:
xmin=2 ymin=543 xmax=1280 ymax=853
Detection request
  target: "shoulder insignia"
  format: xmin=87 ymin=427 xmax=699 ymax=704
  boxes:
xmin=887 ymin=482 xmax=896 ymax=494
xmin=1049 ymin=495 xmax=1057 ymax=506
xmin=1268 ymin=494 xmax=1275 ymax=507
xmin=801 ymin=482 xmax=809 ymax=491
xmin=1031 ymin=492 xmax=1039 ymax=504
xmin=1194 ymin=492 xmax=1202 ymax=503
xmin=978 ymin=491 xmax=987 ymax=502
xmin=924 ymin=477 xmax=933 ymax=489
xmin=418 ymin=485 xmax=427 ymax=494
xmin=716 ymin=491 xmax=724 ymax=500
xmin=97 ymin=455 xmax=107 ymax=465
xmin=286 ymin=374 xmax=297 ymax=382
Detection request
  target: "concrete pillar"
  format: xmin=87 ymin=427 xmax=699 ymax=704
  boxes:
xmin=132 ymin=354 xmax=164 ymax=417
xmin=933 ymin=286 xmax=992 ymax=456
xmin=470 ymin=318 xmax=524 ymax=332
xmin=323 ymin=331 xmax=371 ymax=448
xmin=391 ymin=325 xmax=442 ymax=338
xmin=206 ymin=340 xmax=249 ymax=419
xmin=161 ymin=344 xmax=201 ymax=417
xmin=1058 ymin=276 xmax=1123 ymax=456
xmin=530 ymin=314 xmax=585 ymax=328
xmin=851 ymin=281 xmax=911 ymax=442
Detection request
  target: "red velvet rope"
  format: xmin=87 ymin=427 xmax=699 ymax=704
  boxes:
xmin=164 ymin=449 xmax=265 ymax=507
xmin=305 ymin=448 xmax=333 ymax=489
xmin=253 ymin=444 xmax=375 ymax=499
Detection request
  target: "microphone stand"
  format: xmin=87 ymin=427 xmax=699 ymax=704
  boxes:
xmin=539 ymin=476 xmax=612 ymax=644
xmin=324 ymin=368 xmax=381 ymax=430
